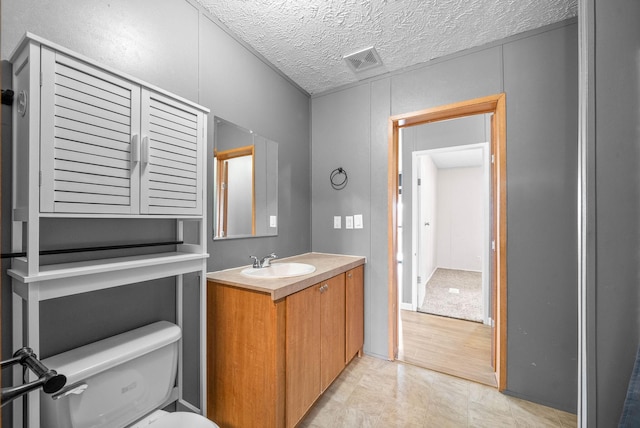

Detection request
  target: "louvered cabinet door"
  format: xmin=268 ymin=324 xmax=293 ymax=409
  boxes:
xmin=140 ymin=89 xmax=205 ymax=215
xmin=40 ymin=47 xmax=142 ymax=214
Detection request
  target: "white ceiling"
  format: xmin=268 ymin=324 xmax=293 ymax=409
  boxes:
xmin=430 ymin=148 xmax=484 ymax=169
xmin=195 ymin=0 xmax=577 ymax=95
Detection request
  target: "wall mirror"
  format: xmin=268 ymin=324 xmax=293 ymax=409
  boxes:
xmin=213 ymin=117 xmax=278 ymax=239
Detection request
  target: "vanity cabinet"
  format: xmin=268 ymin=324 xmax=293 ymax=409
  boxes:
xmin=14 ymin=35 xmax=206 ymax=216
xmin=286 ymin=274 xmax=345 ymax=426
xmin=207 ymin=256 xmax=365 ymax=428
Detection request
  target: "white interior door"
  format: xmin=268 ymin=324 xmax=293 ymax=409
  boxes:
xmin=416 ymin=156 xmax=435 ymax=309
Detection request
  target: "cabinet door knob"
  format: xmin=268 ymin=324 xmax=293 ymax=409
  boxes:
xmin=348 ymin=273 xmax=352 ymax=278
xmin=131 ymin=135 xmax=140 ymax=164
xmin=141 ymin=136 xmax=150 ymax=167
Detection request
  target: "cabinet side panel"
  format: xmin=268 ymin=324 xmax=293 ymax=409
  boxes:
xmin=12 ymin=44 xmax=37 ymax=218
xmin=320 ymin=274 xmax=346 ymax=390
xmin=207 ymin=282 xmax=279 ymax=427
xmin=274 ymin=298 xmax=286 ymax=428
xmin=346 ymin=265 xmax=365 ymax=363
xmin=286 ymin=285 xmax=321 ymax=427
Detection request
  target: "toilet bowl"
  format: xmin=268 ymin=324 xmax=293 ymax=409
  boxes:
xmin=130 ymin=410 xmax=217 ymax=428
xmin=40 ymin=322 xmax=218 ymax=428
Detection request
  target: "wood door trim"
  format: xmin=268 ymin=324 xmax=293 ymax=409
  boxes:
xmin=387 ymin=93 xmax=508 ymax=391
xmin=214 ymin=145 xmax=256 ymax=236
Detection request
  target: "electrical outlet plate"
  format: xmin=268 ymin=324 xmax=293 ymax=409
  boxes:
xmin=345 ymin=216 xmax=354 ymax=229
xmin=333 ymin=216 xmax=341 ymax=229
xmin=270 ymin=215 xmax=277 ymax=227
xmin=354 ymin=214 xmax=363 ymax=229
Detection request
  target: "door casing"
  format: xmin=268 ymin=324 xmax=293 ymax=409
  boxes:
xmin=387 ymin=93 xmax=507 ymax=390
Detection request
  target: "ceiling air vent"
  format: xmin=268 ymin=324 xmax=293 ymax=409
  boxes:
xmin=343 ymin=46 xmax=382 ymax=73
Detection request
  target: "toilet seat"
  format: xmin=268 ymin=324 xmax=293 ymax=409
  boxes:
xmin=130 ymin=410 xmax=218 ymax=428
xmin=150 ymin=412 xmax=218 ymax=428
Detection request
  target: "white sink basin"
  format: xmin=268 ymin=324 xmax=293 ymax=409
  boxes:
xmin=241 ymin=262 xmax=316 ymax=279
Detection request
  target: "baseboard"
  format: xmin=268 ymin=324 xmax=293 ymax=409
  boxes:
xmin=435 ymin=266 xmax=483 ymax=273
xmin=424 ymin=268 xmax=438 ymax=284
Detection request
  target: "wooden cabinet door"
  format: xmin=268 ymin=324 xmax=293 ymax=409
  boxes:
xmin=345 ymin=265 xmax=364 ymax=362
xmin=140 ymin=88 xmax=205 ymax=215
xmin=40 ymin=47 xmax=141 ymax=214
xmin=320 ymin=273 xmax=346 ymax=391
xmin=286 ymin=284 xmax=321 ymax=427
xmin=208 ymin=282 xmax=286 ymax=428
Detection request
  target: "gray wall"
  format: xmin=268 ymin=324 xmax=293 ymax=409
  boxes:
xmin=199 ymin=11 xmax=311 ymax=270
xmin=311 ymin=20 xmax=578 ymax=412
xmin=1 ymin=0 xmax=310 ymax=424
xmin=588 ymin=0 xmax=640 ymax=425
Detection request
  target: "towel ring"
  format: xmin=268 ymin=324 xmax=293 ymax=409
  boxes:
xmin=330 ymin=167 xmax=348 ymax=190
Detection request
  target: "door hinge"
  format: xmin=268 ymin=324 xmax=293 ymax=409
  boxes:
xmin=39 ymin=171 xmax=42 ymax=187
xmin=40 ymin=72 xmax=43 ymax=87
xmin=491 ymin=154 xmax=495 ymax=164
xmin=417 ymin=178 xmax=421 ymax=186
xmin=417 ymin=275 xmax=422 ymax=283
xmin=491 ymin=240 xmax=496 ymax=251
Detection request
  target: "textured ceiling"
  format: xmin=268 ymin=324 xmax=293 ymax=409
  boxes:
xmin=196 ymin=0 xmax=577 ymax=95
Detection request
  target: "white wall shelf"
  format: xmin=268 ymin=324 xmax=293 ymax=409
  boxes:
xmin=8 ymin=33 xmax=209 ymax=428
xmin=9 ymin=252 xmax=208 ymax=300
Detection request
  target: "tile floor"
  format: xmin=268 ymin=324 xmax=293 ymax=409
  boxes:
xmin=299 ymin=355 xmax=577 ymax=428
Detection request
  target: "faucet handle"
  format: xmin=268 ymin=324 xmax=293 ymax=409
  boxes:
xmin=249 ymin=255 xmax=260 ymax=268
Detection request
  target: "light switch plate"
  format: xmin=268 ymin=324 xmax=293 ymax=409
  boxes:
xmin=333 ymin=216 xmax=341 ymax=229
xmin=345 ymin=216 xmax=354 ymax=229
xmin=270 ymin=215 xmax=277 ymax=227
xmin=354 ymin=214 xmax=363 ymax=229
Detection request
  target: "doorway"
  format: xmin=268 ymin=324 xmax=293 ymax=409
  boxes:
xmin=214 ymin=145 xmax=255 ymax=238
xmin=399 ymin=139 xmax=495 ymax=386
xmin=387 ymin=94 xmax=507 ymax=390
xmin=412 ymin=143 xmax=490 ymax=324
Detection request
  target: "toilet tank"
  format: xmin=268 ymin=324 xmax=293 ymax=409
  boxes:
xmin=40 ymin=321 xmax=181 ymax=428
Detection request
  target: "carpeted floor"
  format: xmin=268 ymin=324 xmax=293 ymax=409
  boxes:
xmin=419 ymin=268 xmax=483 ymax=322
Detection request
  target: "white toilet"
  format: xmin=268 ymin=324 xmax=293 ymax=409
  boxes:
xmin=40 ymin=321 xmax=218 ymax=428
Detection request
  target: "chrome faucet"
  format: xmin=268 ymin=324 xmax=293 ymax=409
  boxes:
xmin=249 ymin=253 xmax=278 ymax=268
xmin=261 ymin=253 xmax=278 ymax=267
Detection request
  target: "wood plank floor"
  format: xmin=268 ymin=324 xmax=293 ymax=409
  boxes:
xmin=398 ymin=309 xmax=497 ymax=387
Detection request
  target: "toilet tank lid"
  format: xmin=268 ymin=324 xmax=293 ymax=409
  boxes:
xmin=41 ymin=321 xmax=181 ymax=385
